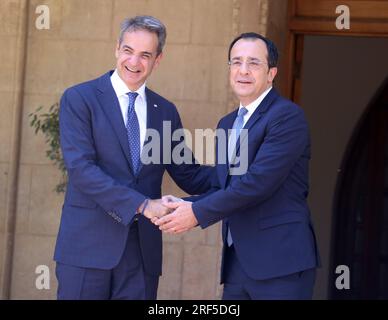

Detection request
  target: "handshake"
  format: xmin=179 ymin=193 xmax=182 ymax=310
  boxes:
xmin=136 ymin=196 xmax=198 ymax=234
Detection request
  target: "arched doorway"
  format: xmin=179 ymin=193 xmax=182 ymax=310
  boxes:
xmin=330 ymin=77 xmax=388 ymax=299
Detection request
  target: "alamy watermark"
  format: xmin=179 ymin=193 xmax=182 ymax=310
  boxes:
xmin=35 ymin=4 xmax=351 ymax=32
xmin=335 ymin=5 xmax=350 ymax=30
xmin=35 ymin=265 xmax=50 ymax=290
xmin=35 ymin=5 xmax=50 ymax=30
xmin=139 ymin=122 xmax=249 ymax=176
xmin=335 ymin=265 xmax=350 ymax=290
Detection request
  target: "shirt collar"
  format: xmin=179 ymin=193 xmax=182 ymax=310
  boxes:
xmin=110 ymin=69 xmax=146 ymax=102
xmin=239 ymin=86 xmax=272 ymax=117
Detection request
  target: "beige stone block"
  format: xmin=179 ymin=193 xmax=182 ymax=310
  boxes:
xmin=181 ymin=46 xmax=211 ymax=101
xmin=24 ymin=39 xmax=66 ymax=94
xmin=191 ymin=0 xmax=233 ymax=46
xmin=215 ymin=283 xmax=223 ymax=299
xmin=112 ymin=0 xmax=192 ymax=44
xmin=182 ymin=225 xmax=206 ymax=244
xmin=181 ymin=244 xmax=219 ymax=299
xmin=0 ymin=0 xmax=22 ymax=36
xmin=176 ymin=100 xmax=225 ymax=132
xmin=10 ymin=234 xmax=57 ymax=299
xmin=163 ymin=232 xmax=184 ymax=244
xmin=60 ymin=40 xmax=117 ymax=89
xmin=20 ymin=93 xmax=61 ymax=165
xmin=111 ymin=0 xmax=148 ymax=40
xmin=0 ymin=164 xmax=9 ymax=233
xmin=0 ymin=232 xmax=4 ymax=289
xmin=148 ymin=44 xmax=186 ymax=101
xmin=25 ymin=39 xmax=115 ymax=95
xmin=28 ymin=0 xmax=63 ymax=38
xmin=0 ymin=36 xmax=17 ymax=92
xmin=161 ymin=98 xmax=224 ymax=170
xmin=210 ymin=46 xmax=229 ymax=104
xmin=28 ymin=165 xmax=63 ymax=236
xmin=151 ymin=44 xmax=223 ymax=103
xmin=238 ymin=0 xmax=262 ymax=34
xmin=147 ymin=0 xmax=192 ymax=44
xmin=15 ymin=164 xmax=32 ymax=234
xmin=61 ymin=0 xmax=112 ymax=40
xmin=213 ymin=244 xmax=223 ymax=299
xmin=0 ymin=91 xmax=14 ymax=163
xmin=205 ymin=221 xmax=221 ymax=246
xmin=158 ymin=242 xmax=184 ymax=299
xmin=267 ymin=0 xmax=288 ymax=95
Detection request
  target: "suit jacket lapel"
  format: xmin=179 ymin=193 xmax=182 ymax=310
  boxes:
xmin=144 ymin=88 xmax=162 ymax=136
xmin=232 ymin=88 xmax=279 ymax=161
xmin=137 ymin=88 xmax=163 ymax=175
xmin=219 ymin=111 xmax=237 ymax=188
xmin=96 ymin=71 xmax=134 ymax=175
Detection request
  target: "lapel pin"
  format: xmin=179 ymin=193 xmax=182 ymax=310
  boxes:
xmin=153 ymin=104 xmax=158 ymax=108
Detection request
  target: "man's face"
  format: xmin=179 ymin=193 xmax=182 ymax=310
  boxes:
xmin=229 ymin=38 xmax=277 ymax=106
xmin=115 ymin=29 xmax=162 ymax=91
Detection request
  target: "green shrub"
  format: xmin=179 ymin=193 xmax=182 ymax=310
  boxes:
xmin=29 ymin=103 xmax=66 ymax=193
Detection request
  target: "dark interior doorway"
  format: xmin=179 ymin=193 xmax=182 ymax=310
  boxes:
xmin=331 ymin=77 xmax=388 ymax=299
xmin=299 ymin=35 xmax=388 ymax=299
xmin=286 ymin=0 xmax=388 ymax=299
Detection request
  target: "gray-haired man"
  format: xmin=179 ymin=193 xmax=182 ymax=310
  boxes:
xmin=54 ymin=16 xmax=212 ymax=300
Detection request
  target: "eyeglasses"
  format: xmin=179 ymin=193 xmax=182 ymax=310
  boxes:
xmin=228 ymin=58 xmax=268 ymax=70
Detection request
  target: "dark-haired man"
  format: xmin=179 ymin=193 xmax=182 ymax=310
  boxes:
xmin=157 ymin=33 xmax=320 ymax=300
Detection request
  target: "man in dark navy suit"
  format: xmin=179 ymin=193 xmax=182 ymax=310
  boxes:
xmin=54 ymin=16 xmax=212 ymax=300
xmin=156 ymin=33 xmax=320 ymax=300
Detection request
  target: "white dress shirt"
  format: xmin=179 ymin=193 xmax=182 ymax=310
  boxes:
xmin=110 ymin=69 xmax=147 ymax=154
xmin=238 ymin=86 xmax=272 ymax=126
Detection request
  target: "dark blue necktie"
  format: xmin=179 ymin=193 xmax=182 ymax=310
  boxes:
xmin=227 ymin=107 xmax=248 ymax=246
xmin=126 ymin=92 xmax=140 ymax=174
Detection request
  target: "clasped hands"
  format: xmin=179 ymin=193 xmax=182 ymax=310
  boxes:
xmin=137 ymin=196 xmax=198 ymax=234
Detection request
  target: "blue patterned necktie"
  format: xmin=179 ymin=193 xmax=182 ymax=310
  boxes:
xmin=126 ymin=92 xmax=140 ymax=174
xmin=227 ymin=107 xmax=248 ymax=246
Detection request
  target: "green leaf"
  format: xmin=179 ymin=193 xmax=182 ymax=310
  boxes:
xmin=28 ymin=103 xmax=66 ymax=193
